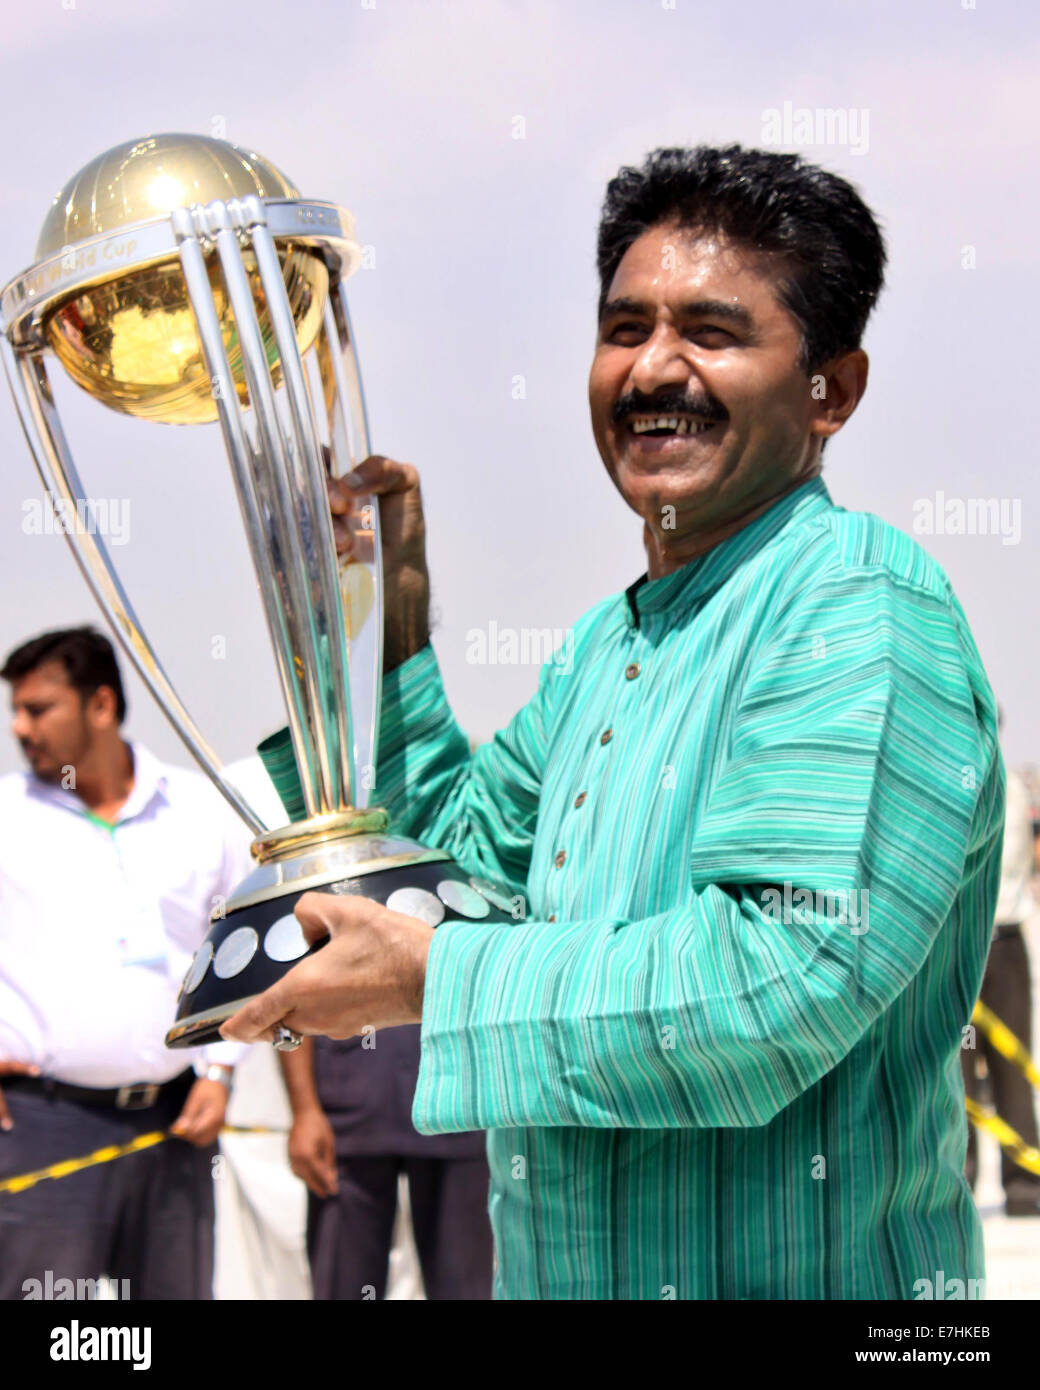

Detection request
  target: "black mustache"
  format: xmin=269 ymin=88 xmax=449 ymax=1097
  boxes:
xmin=612 ymin=392 xmax=728 ymax=425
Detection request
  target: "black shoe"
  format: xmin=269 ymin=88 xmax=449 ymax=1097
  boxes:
xmin=1004 ymin=1192 xmax=1040 ymax=1217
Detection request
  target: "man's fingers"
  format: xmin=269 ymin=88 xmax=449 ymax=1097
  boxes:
xmin=341 ymin=455 xmax=419 ymax=497
xmin=299 ymin=1161 xmax=333 ymax=1199
xmin=311 ymin=1148 xmax=339 ymax=1199
xmin=314 ymin=1172 xmax=337 ymax=1199
xmin=169 ymin=1104 xmax=197 ymax=1138
xmin=220 ymin=978 xmax=296 ymax=1044
xmin=294 ymin=889 xmax=371 ymax=945
xmin=326 ymin=475 xmax=358 ymax=518
xmin=172 ymin=1099 xmax=222 ymax=1146
xmin=190 ymin=1115 xmax=223 ymax=1148
xmin=170 ymin=1089 xmax=206 ymax=1136
xmin=295 ymin=891 xmax=335 ymax=947
xmin=318 ymin=1155 xmax=340 ymax=1197
xmin=0 ymin=1062 xmax=36 ymax=1127
xmin=299 ymin=1156 xmax=336 ymax=1199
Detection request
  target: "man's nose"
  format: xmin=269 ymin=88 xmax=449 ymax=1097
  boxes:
xmin=11 ymin=712 xmax=31 ymax=741
xmin=628 ymin=326 xmax=692 ymax=395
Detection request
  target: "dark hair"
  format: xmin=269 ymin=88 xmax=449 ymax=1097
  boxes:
xmin=596 ymin=144 xmax=887 ymax=373
xmin=0 ymin=626 xmax=127 ymax=723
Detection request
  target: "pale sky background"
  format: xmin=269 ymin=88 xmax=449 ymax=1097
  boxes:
xmin=0 ymin=0 xmax=1036 ymax=798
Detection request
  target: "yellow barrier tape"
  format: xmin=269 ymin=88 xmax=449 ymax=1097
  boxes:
xmin=0 ymin=1130 xmax=166 ymax=1195
xmin=0 ymin=1123 xmax=286 ymax=1196
xmin=971 ymin=1001 xmax=1040 ymax=1089
xmin=4 ymin=1029 xmax=1037 ymax=1195
xmin=965 ymin=1098 xmax=1040 ymax=1177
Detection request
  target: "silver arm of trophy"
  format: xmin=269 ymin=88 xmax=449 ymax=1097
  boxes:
xmin=0 ymin=335 xmax=268 ymax=835
xmin=320 ymin=281 xmax=382 ymax=809
xmin=172 ymin=196 xmax=379 ymax=819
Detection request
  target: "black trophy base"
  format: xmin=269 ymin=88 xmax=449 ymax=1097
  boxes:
xmin=166 ymin=857 xmax=519 ymax=1049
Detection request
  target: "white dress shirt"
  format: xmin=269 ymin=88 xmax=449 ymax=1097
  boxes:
xmin=995 ymin=768 xmax=1037 ymax=926
xmin=0 ymin=741 xmax=252 ymax=1087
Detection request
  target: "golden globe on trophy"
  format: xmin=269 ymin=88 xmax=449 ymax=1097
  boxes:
xmin=0 ymin=134 xmax=517 ymax=1050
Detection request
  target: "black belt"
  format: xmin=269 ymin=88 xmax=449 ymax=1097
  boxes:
xmin=4 ymin=1069 xmax=195 ymax=1111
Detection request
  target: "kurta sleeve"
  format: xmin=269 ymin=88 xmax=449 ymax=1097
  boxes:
xmin=376 ymin=640 xmax=557 ymax=903
xmin=410 ymin=565 xmax=1005 ymax=1134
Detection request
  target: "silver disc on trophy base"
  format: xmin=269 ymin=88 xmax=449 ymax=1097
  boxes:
xmin=180 ymin=941 xmax=213 ymax=998
xmin=264 ymin=913 xmax=311 ymax=962
xmin=436 ymin=879 xmax=492 ymax=919
xmin=212 ymin=926 xmax=259 ymax=980
xmin=386 ymin=887 xmax=445 ymax=927
xmin=470 ymin=877 xmax=518 ymax=915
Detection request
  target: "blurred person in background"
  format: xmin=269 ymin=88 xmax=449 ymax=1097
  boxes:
xmin=962 ymin=710 xmax=1040 ymax=1217
xmin=280 ymin=1030 xmax=492 ymax=1299
xmin=0 ymin=626 xmax=250 ymax=1299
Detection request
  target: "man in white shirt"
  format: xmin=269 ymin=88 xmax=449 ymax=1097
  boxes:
xmin=0 ymin=626 xmax=250 ymax=1298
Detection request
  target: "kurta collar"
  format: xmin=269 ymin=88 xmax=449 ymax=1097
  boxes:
xmin=625 ymin=475 xmax=833 ymax=627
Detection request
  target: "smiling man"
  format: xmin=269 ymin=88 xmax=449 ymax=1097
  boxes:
xmin=224 ymin=146 xmax=1005 ymax=1300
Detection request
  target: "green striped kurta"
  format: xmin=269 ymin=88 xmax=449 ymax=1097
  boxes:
xmin=375 ymin=476 xmax=1005 ymax=1299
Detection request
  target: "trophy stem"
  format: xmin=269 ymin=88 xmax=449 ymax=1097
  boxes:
xmin=321 ymin=284 xmax=383 ymax=806
xmin=250 ymin=219 xmax=358 ymax=806
xmin=174 ymin=203 xmax=350 ymax=820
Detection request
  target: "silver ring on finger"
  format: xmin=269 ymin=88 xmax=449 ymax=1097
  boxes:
xmin=272 ymin=1024 xmax=303 ymax=1052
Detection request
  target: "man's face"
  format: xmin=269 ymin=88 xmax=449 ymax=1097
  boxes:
xmin=9 ymin=662 xmax=93 ymax=782
xmin=588 ymin=222 xmax=824 ymax=540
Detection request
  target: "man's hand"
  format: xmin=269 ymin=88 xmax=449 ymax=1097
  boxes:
xmin=219 ymin=891 xmax=433 ymax=1044
xmin=287 ymin=1105 xmax=340 ymax=1199
xmin=169 ymin=1079 xmax=229 ymax=1147
xmin=0 ymin=1061 xmax=40 ymax=1132
xmin=327 ymin=455 xmax=431 ymax=671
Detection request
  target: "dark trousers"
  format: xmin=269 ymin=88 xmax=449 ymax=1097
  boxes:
xmin=961 ymin=925 xmax=1040 ymax=1199
xmin=307 ymin=1153 xmax=493 ymax=1300
xmin=0 ymin=1084 xmax=216 ymax=1301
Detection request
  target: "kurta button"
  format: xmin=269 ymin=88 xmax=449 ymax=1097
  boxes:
xmin=574 ymin=792 xmax=587 ymax=808
xmin=553 ymin=850 xmax=567 ymax=868
xmin=600 ymin=728 xmax=613 ymax=745
xmin=625 ymin=663 xmax=641 ymax=680
xmin=547 ymin=913 xmax=557 ymax=923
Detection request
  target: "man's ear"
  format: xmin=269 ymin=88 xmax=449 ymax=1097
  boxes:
xmin=86 ymin=684 xmax=119 ymax=731
xmin=809 ymin=348 xmax=869 ymax=441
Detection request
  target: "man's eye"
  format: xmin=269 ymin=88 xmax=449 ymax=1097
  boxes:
xmin=689 ymin=325 xmax=736 ymax=343
xmin=607 ymin=322 xmax=647 ymax=341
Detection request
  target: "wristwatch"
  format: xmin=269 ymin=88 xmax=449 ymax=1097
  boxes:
xmin=204 ymin=1064 xmax=233 ymax=1090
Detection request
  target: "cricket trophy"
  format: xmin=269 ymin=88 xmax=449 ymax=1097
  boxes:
xmin=0 ymin=134 xmax=517 ymax=1050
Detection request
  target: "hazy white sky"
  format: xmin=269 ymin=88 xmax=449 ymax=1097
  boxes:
xmin=0 ymin=0 xmax=1036 ymax=795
